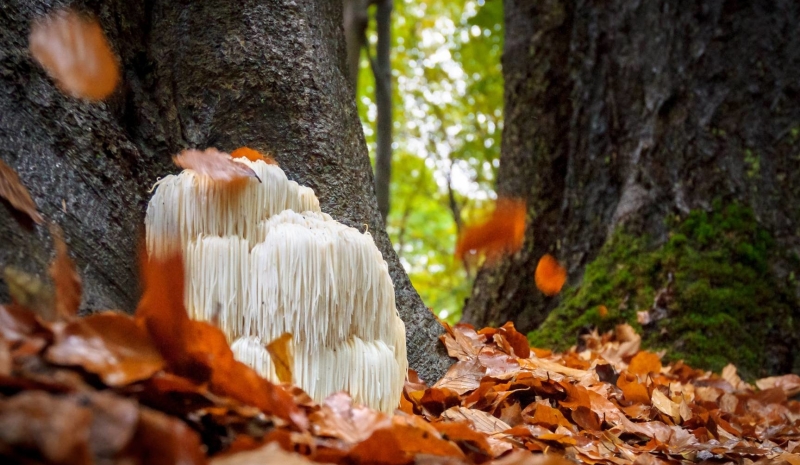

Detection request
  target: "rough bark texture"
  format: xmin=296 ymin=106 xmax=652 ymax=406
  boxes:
xmin=463 ymin=0 xmax=800 ymax=361
xmin=0 ymin=0 xmax=451 ymax=384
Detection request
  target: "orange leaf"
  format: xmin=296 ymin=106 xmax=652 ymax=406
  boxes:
xmin=135 ymin=251 xmax=305 ymax=427
xmin=231 ymin=147 xmax=277 ymax=165
xmin=29 ymin=9 xmax=119 ymax=100
xmin=534 ymin=254 xmax=566 ymax=296
xmin=135 ymin=251 xmax=189 ymax=367
xmin=628 ymin=351 xmax=662 ymax=377
xmin=617 ymin=372 xmax=651 ymax=405
xmin=49 ymin=225 xmax=81 ymax=318
xmin=174 ymin=148 xmax=261 ymax=183
xmin=455 ymin=198 xmax=526 ymax=263
xmin=266 ymin=333 xmax=293 ymax=384
xmin=0 ymin=158 xmax=43 ymax=225
xmin=45 ymin=312 xmax=164 ymax=386
xmin=497 ymin=322 xmax=531 ymax=358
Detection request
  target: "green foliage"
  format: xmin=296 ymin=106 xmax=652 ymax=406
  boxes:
xmin=529 ymin=203 xmax=797 ymax=378
xmin=356 ymin=0 xmax=504 ymax=321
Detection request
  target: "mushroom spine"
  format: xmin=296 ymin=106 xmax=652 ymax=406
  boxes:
xmin=146 ymin=155 xmax=407 ymax=412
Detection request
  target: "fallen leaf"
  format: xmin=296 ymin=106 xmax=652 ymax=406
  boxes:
xmin=212 ymin=442 xmax=321 ymax=465
xmin=628 ymin=351 xmax=662 ymax=377
xmin=617 ymin=372 xmax=651 ymax=404
xmin=455 ymin=197 xmax=526 ymax=263
xmin=49 ymin=225 xmax=82 ymax=319
xmin=755 ymin=374 xmax=800 ymax=397
xmin=311 ymin=392 xmax=389 ymax=444
xmin=46 ymin=312 xmax=165 ymax=386
xmin=534 ymin=254 xmax=567 ymax=296
xmin=266 ymin=332 xmax=293 ymax=384
xmin=29 ymin=8 xmax=119 ymax=100
xmin=0 ymin=391 xmax=93 ymax=465
xmin=349 ymin=415 xmax=465 ymax=464
xmin=441 ymin=406 xmax=511 ymax=434
xmin=650 ymin=389 xmax=680 ymax=422
xmin=495 ymin=322 xmax=531 ymax=358
xmin=721 ymin=363 xmax=751 ymax=391
xmin=174 ymin=148 xmax=260 ymax=183
xmin=231 ymin=147 xmax=278 ymax=165
xmin=129 ymin=406 xmax=207 ymax=465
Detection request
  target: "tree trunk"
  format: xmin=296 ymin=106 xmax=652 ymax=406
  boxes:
xmin=0 ymin=0 xmax=451 ymax=384
xmin=463 ymin=0 xmax=800 ymax=376
xmin=373 ymin=0 xmax=393 ymax=224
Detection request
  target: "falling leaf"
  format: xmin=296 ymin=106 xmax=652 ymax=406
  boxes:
xmin=174 ymin=148 xmax=261 ymax=183
xmin=45 ymin=312 xmax=165 ymax=386
xmin=266 ymin=332 xmax=293 ymax=384
xmin=455 ymin=197 xmax=526 ymax=263
xmin=0 ymin=158 xmax=43 ymax=225
xmin=231 ymin=147 xmax=278 ymax=165
xmin=49 ymin=225 xmax=82 ymax=319
xmin=598 ymin=305 xmax=608 ymax=318
xmin=29 ymin=8 xmax=119 ymax=100
xmin=534 ymin=254 xmax=567 ymax=296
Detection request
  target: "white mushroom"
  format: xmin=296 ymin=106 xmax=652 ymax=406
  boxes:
xmin=146 ymin=156 xmax=407 ymax=412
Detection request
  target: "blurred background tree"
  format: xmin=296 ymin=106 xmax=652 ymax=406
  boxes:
xmin=347 ymin=0 xmax=504 ymax=322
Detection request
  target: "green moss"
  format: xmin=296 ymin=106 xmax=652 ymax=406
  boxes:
xmin=528 ymin=203 xmax=797 ymax=379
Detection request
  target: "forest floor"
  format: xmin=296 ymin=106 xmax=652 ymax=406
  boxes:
xmin=1 ymin=247 xmax=799 ymax=465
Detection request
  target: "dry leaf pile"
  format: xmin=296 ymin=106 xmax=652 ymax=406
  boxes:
xmin=1 ymin=239 xmax=799 ymax=465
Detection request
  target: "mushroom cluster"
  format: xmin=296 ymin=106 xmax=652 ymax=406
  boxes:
xmin=146 ymin=154 xmax=407 ymax=412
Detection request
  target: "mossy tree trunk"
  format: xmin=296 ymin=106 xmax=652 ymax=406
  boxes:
xmin=462 ymin=0 xmax=800 ymax=377
xmin=0 ymin=0 xmax=451 ymax=384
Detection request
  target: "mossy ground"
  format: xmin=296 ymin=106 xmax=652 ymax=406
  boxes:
xmin=528 ymin=202 xmax=798 ymax=379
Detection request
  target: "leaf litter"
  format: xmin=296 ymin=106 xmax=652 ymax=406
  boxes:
xmin=0 ymin=162 xmax=798 ymax=465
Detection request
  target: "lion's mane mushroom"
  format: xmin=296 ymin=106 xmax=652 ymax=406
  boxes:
xmin=146 ymin=155 xmax=407 ymax=412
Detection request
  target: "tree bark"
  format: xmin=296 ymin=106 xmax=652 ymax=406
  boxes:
xmin=463 ymin=0 xmax=800 ymax=372
xmin=373 ymin=0 xmax=393 ymax=224
xmin=0 ymin=0 xmax=451 ymax=384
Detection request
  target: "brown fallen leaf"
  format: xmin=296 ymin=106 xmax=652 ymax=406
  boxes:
xmin=128 ymin=406 xmax=207 ymax=465
xmin=650 ymin=389 xmax=680 ymax=423
xmin=627 ymin=351 xmax=662 ymax=377
xmin=0 ymin=391 xmax=93 ymax=465
xmin=755 ymin=373 xmax=800 ymax=397
xmin=45 ymin=312 xmax=165 ymax=386
xmin=174 ymin=148 xmax=261 ymax=183
xmin=0 ymin=158 xmax=43 ymax=224
xmin=441 ymin=406 xmax=512 ymax=435
xmin=212 ymin=442 xmax=322 ymax=465
xmin=311 ymin=392 xmax=390 ymax=444
xmin=29 ymin=8 xmax=120 ymax=100
xmin=49 ymin=225 xmax=82 ymax=319
xmin=266 ymin=332 xmax=293 ymax=384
